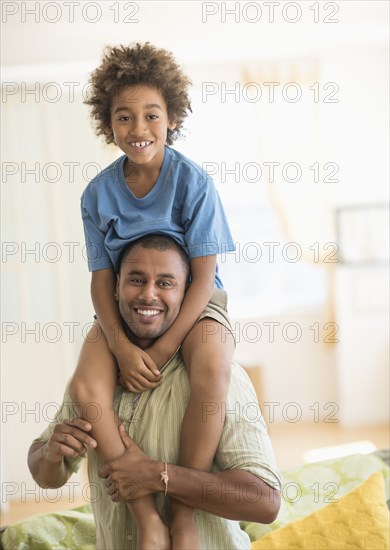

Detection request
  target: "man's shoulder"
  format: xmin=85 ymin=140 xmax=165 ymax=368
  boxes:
xmin=229 ymin=363 xmax=260 ymax=401
xmin=231 ymin=362 xmax=255 ymax=383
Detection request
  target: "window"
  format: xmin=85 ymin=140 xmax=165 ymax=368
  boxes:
xmin=175 ymin=83 xmax=328 ymax=317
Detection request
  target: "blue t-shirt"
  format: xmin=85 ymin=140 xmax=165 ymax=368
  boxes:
xmin=81 ymin=146 xmax=235 ymax=288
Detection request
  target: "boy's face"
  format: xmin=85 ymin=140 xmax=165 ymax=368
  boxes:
xmin=108 ymin=85 xmax=176 ymax=170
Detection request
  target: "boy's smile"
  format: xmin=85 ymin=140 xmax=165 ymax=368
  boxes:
xmin=109 ymin=85 xmax=176 ymax=175
xmin=129 ymin=140 xmax=152 ymax=150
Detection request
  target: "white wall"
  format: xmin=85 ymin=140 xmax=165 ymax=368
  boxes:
xmin=322 ymin=47 xmax=389 ymax=425
xmin=334 ymin=266 xmax=389 ymax=426
xmin=233 ymin=310 xmax=338 ymax=424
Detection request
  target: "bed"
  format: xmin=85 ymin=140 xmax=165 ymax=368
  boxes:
xmin=1 ymin=451 xmax=389 ymax=549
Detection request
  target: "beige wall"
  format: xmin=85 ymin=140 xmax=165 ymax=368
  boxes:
xmin=1 ymin=1 xmax=388 ymax=501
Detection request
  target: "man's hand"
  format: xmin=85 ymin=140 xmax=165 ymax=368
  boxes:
xmin=98 ymin=425 xmax=159 ymax=502
xmin=43 ymin=418 xmax=97 ymax=463
xmin=113 ymin=342 xmax=162 ymax=393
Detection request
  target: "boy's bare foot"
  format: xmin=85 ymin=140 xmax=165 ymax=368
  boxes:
xmin=136 ymin=513 xmax=171 ymax=550
xmin=170 ymin=501 xmax=200 ymax=550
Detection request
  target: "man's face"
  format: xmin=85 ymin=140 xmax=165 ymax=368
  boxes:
xmin=116 ymin=246 xmax=187 ymax=347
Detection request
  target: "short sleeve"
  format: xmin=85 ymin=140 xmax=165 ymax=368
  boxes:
xmin=34 ymin=386 xmax=84 ymax=474
xmin=182 ymin=175 xmax=235 ymax=259
xmin=216 ymin=364 xmax=282 ymax=491
xmin=81 ymin=203 xmax=113 ymax=272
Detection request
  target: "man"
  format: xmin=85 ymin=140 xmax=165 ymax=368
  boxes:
xmin=28 ymin=235 xmax=281 ymax=549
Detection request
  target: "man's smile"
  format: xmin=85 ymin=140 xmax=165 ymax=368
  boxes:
xmin=135 ymin=308 xmax=162 ymax=318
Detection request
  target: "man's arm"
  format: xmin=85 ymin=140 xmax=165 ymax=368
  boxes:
xmin=28 ymin=419 xmax=96 ymax=489
xmin=147 ymin=463 xmax=280 ymax=524
xmin=99 ymin=425 xmax=281 ymax=524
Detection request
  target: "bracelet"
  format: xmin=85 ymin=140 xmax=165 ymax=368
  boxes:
xmin=160 ymin=462 xmax=169 ymax=495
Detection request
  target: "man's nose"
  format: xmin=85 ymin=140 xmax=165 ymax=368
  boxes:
xmin=139 ymin=282 xmax=157 ymax=302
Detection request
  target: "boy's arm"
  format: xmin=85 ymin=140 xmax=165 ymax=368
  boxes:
xmin=91 ymin=269 xmax=161 ymax=391
xmin=91 ymin=269 xmax=127 ymax=351
xmin=146 ymin=255 xmax=216 ymax=367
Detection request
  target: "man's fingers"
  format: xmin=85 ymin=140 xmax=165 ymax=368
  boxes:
xmin=104 ymin=475 xmax=116 ymax=491
xmin=62 ymin=420 xmax=97 ymax=448
xmin=58 ymin=419 xmax=97 ymax=448
xmin=118 ymin=424 xmax=133 ymax=450
xmin=98 ymin=462 xmax=111 ymax=479
xmin=54 ymin=441 xmax=86 ymax=459
xmin=53 ymin=424 xmax=97 ymax=450
xmin=64 ymin=418 xmax=92 ymax=432
xmin=55 ymin=432 xmax=92 ymax=454
xmin=47 ymin=435 xmax=85 ymax=460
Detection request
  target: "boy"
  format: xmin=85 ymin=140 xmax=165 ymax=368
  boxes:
xmin=69 ymin=42 xmax=235 ymax=549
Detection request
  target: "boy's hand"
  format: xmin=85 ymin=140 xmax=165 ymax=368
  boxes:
xmin=43 ymin=419 xmax=97 ymax=463
xmin=114 ymin=343 xmax=162 ymax=393
xmin=144 ymin=341 xmax=175 ymax=371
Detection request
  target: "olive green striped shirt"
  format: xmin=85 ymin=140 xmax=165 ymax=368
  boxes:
xmin=37 ymin=355 xmax=281 ymax=549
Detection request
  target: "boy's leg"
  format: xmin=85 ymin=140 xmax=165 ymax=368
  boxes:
xmin=68 ymin=321 xmax=124 ymax=462
xmin=170 ymin=318 xmax=234 ymax=549
xmin=69 ymin=323 xmax=170 ymax=550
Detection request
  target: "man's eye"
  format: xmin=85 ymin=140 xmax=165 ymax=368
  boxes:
xmin=159 ymin=281 xmax=171 ymax=287
xmin=129 ymin=278 xmax=143 ymax=284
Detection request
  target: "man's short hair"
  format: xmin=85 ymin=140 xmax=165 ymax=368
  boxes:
xmin=118 ymin=234 xmax=190 ymax=281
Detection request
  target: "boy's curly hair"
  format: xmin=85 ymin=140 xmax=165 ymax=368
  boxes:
xmin=84 ymin=42 xmax=192 ymax=146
